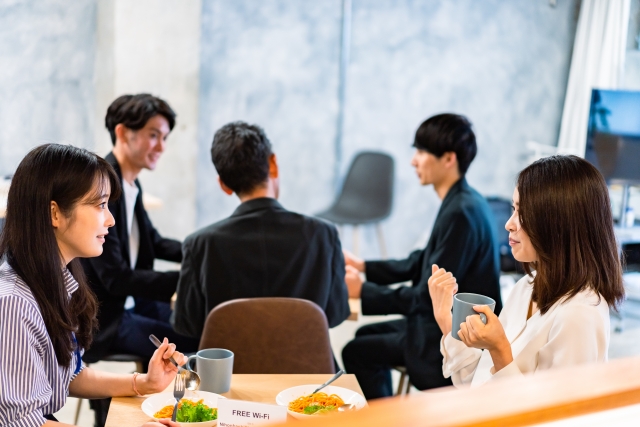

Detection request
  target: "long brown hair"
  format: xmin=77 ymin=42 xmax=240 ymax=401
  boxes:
xmin=517 ymin=155 xmax=624 ymax=314
xmin=0 ymin=144 xmax=121 ymax=367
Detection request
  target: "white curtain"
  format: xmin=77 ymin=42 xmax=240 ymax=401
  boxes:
xmin=556 ymin=0 xmax=631 ymax=156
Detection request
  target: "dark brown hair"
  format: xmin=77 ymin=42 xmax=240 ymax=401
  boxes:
xmin=105 ymin=93 xmax=176 ymax=144
xmin=517 ymin=155 xmax=624 ymax=314
xmin=0 ymin=144 xmax=121 ymax=366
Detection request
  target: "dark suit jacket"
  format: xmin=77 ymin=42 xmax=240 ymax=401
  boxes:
xmin=81 ymin=152 xmax=182 ymax=362
xmin=361 ymin=178 xmax=502 ymax=390
xmin=171 ymin=198 xmax=350 ymax=339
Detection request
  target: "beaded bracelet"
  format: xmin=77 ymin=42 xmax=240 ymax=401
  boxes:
xmin=132 ymin=372 xmax=143 ymax=396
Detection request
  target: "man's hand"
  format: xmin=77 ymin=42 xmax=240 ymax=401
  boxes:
xmin=345 ymin=265 xmax=363 ymax=298
xmin=343 ymin=249 xmax=365 ymax=272
xmin=427 ymin=264 xmax=458 ymax=336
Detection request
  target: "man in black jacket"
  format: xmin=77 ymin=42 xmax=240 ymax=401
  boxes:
xmin=171 ymin=122 xmax=350 ymax=339
xmin=342 ymin=114 xmax=502 ymax=399
xmin=81 ymin=94 xmax=198 ymax=365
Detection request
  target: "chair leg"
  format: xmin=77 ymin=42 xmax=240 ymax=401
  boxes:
xmin=375 ymin=223 xmax=387 ymax=259
xmin=353 ymin=225 xmax=360 ymax=256
xmin=74 ymin=398 xmax=83 ymax=424
xmin=405 ymin=377 xmax=412 ymax=394
xmin=396 ymin=371 xmax=406 ymax=396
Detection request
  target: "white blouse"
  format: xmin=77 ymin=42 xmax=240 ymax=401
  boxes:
xmin=441 ymin=274 xmax=610 ymax=388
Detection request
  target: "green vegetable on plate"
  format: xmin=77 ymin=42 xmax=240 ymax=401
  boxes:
xmin=303 ymin=405 xmax=336 ymax=415
xmin=176 ymin=400 xmax=218 ymax=422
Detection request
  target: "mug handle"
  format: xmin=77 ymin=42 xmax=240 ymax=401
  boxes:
xmin=186 ymin=354 xmax=197 ymax=372
xmin=479 ymin=313 xmax=487 ymax=324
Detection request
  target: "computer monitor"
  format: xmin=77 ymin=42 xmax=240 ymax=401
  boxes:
xmin=585 ymin=89 xmax=640 ymax=183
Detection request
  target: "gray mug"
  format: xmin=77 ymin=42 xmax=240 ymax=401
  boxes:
xmin=186 ymin=348 xmax=234 ymax=393
xmin=451 ymin=293 xmax=496 ymax=341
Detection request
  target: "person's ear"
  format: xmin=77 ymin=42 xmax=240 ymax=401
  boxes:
xmin=51 ymin=201 xmax=63 ymax=229
xmin=217 ymin=176 xmax=234 ymax=196
xmin=268 ymin=154 xmax=279 ymax=179
xmin=444 ymin=152 xmax=458 ymax=169
xmin=114 ymin=124 xmax=130 ymax=146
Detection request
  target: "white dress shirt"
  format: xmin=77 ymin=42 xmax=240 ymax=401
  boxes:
xmin=122 ymin=179 xmax=140 ymax=268
xmin=441 ymin=274 xmax=610 ymax=388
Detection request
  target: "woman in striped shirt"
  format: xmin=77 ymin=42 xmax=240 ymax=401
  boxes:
xmin=0 ymin=144 xmax=182 ymax=427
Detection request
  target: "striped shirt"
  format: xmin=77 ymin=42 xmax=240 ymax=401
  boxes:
xmin=0 ymin=262 xmax=84 ymax=427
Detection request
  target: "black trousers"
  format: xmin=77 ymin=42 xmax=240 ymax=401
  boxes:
xmin=111 ymin=298 xmax=200 ymax=358
xmin=341 ymin=318 xmax=407 ymax=400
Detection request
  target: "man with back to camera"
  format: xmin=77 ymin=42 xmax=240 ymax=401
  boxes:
xmin=171 ymin=121 xmax=350 ymax=340
xmin=341 ymin=113 xmax=502 ymax=399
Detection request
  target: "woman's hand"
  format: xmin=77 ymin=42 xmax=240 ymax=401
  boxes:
xmin=458 ymin=305 xmax=513 ymax=372
xmin=137 ymin=338 xmax=188 ymax=395
xmin=427 ymin=264 xmax=458 ymax=336
xmin=141 ymin=420 xmax=180 ymax=427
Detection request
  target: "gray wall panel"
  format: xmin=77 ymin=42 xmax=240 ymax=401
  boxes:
xmin=341 ymin=0 xmax=579 ymax=257
xmin=0 ymin=0 xmax=96 ymax=175
xmin=196 ymin=0 xmax=343 ymax=229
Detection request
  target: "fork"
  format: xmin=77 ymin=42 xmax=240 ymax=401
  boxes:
xmin=171 ymin=371 xmax=185 ymax=422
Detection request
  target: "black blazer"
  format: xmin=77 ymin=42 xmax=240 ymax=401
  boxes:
xmin=81 ymin=152 xmax=182 ymax=362
xmin=361 ymin=178 xmax=502 ymax=390
xmin=171 ymin=198 xmax=350 ymax=339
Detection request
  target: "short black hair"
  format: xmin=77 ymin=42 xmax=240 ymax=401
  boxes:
xmin=211 ymin=122 xmax=273 ymax=195
xmin=413 ymin=113 xmax=477 ymax=175
xmin=105 ymin=94 xmax=176 ymax=144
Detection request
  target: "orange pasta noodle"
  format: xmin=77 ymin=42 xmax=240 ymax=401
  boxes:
xmin=288 ymin=392 xmax=345 ymax=414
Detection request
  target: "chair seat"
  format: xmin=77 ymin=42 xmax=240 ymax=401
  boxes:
xmin=316 ymin=208 xmax=388 ymax=225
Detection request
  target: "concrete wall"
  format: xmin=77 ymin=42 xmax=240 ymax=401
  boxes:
xmin=624 ymin=0 xmax=640 ymax=90
xmin=0 ymin=0 xmax=585 ymax=259
xmin=94 ymin=0 xmax=202 ymax=241
xmin=0 ymin=0 xmax=97 ymax=175
xmin=196 ymin=0 xmax=343 ymax=230
xmin=196 ymin=0 xmax=580 ymax=258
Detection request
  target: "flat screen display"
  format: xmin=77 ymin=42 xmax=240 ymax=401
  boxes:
xmin=585 ymin=89 xmax=640 ymax=183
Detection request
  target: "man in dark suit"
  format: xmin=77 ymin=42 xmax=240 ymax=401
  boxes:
xmin=81 ymin=94 xmax=198 ymax=365
xmin=171 ymin=122 xmax=350 ymax=339
xmin=341 ymin=113 xmax=502 ymax=399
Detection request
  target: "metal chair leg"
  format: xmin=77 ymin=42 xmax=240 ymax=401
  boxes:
xmin=74 ymin=398 xmax=83 ymax=424
xmin=396 ymin=371 xmax=406 ymax=396
xmin=375 ymin=223 xmax=387 ymax=259
xmin=353 ymin=225 xmax=360 ymax=256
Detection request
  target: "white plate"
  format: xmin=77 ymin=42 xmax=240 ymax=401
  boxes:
xmin=141 ymin=390 xmax=225 ymax=427
xmin=275 ymin=385 xmax=367 ymax=419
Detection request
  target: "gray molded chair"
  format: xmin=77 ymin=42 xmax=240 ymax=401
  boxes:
xmin=316 ymin=151 xmax=394 ymax=257
xmin=199 ymin=298 xmax=335 ymax=374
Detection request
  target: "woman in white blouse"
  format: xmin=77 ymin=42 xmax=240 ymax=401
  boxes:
xmin=428 ymin=155 xmax=624 ymax=388
xmin=0 ymin=144 xmax=183 ymax=427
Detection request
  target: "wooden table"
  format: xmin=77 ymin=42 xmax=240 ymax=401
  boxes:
xmin=105 ymin=374 xmax=363 ymax=427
